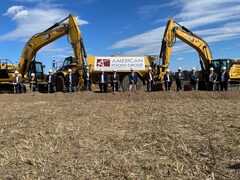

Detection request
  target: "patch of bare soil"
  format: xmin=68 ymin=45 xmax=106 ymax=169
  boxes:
xmin=0 ymin=90 xmax=240 ymax=179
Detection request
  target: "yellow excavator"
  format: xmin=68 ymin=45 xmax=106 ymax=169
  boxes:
xmin=157 ymin=18 xmax=240 ymax=90
xmin=0 ymin=14 xmax=87 ymax=93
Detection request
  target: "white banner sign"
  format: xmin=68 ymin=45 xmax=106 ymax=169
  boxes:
xmin=94 ymin=56 xmax=145 ymax=71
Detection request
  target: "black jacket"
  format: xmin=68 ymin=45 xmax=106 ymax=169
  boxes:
xmin=110 ymin=73 xmax=119 ymax=82
xmin=65 ymin=73 xmax=77 ymax=86
xmin=189 ymin=72 xmax=198 ymax=84
xmin=83 ymin=71 xmax=93 ymax=84
xmin=218 ymin=72 xmax=229 ymax=83
xmin=146 ymin=72 xmax=154 ymax=82
xmin=46 ymin=75 xmax=56 ymax=86
xmin=164 ymin=74 xmax=173 ymax=83
xmin=207 ymin=73 xmax=217 ymax=83
xmin=99 ymin=72 xmax=108 ymax=83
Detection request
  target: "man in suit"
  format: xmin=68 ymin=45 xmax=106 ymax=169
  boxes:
xmin=13 ymin=70 xmax=23 ymax=94
xmin=175 ymin=67 xmax=184 ymax=91
xmin=99 ymin=69 xmax=108 ymax=93
xmin=207 ymin=67 xmax=217 ymax=91
xmin=189 ymin=67 xmax=198 ymax=90
xmin=164 ymin=69 xmax=172 ymax=91
xmin=146 ymin=67 xmax=154 ymax=92
xmin=110 ymin=69 xmax=119 ymax=92
xmin=83 ymin=66 xmax=92 ymax=91
xmin=65 ymin=69 xmax=76 ymax=92
xmin=218 ymin=66 xmax=229 ymax=91
xmin=46 ymin=69 xmax=56 ymax=93
xmin=128 ymin=68 xmax=138 ymax=91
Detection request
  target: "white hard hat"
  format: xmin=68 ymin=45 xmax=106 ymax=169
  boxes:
xmin=148 ymin=67 xmax=152 ymax=70
xmin=86 ymin=66 xmax=89 ymax=69
xmin=49 ymin=69 xmax=53 ymax=73
xmin=192 ymin=67 xmax=196 ymax=71
xmin=68 ymin=69 xmax=72 ymax=72
xmin=113 ymin=69 xmax=117 ymax=72
xmin=222 ymin=66 xmax=226 ymax=70
xmin=31 ymin=73 xmax=35 ymax=77
xmin=15 ymin=70 xmax=19 ymax=74
xmin=210 ymin=67 xmax=214 ymax=71
xmin=166 ymin=69 xmax=170 ymax=72
xmin=178 ymin=67 xmax=182 ymax=70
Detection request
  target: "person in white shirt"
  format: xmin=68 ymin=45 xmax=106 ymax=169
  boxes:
xmin=146 ymin=67 xmax=154 ymax=92
xmin=164 ymin=69 xmax=172 ymax=91
xmin=207 ymin=67 xmax=217 ymax=91
xmin=46 ymin=69 xmax=56 ymax=93
xmin=66 ymin=69 xmax=76 ymax=92
xmin=110 ymin=69 xmax=119 ymax=92
xmin=83 ymin=66 xmax=92 ymax=91
xmin=13 ymin=70 xmax=22 ymax=94
xmin=175 ymin=67 xmax=184 ymax=91
xmin=30 ymin=73 xmax=37 ymax=92
xmin=189 ymin=67 xmax=199 ymax=90
xmin=99 ymin=69 xmax=108 ymax=93
xmin=128 ymin=68 xmax=138 ymax=91
xmin=218 ymin=66 xmax=229 ymax=91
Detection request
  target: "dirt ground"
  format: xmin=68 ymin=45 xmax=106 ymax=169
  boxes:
xmin=0 ymin=90 xmax=240 ymax=179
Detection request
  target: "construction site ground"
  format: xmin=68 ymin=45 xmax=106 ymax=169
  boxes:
xmin=0 ymin=89 xmax=240 ymax=179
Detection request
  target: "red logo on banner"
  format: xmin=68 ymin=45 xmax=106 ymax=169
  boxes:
xmin=96 ymin=59 xmax=111 ymax=67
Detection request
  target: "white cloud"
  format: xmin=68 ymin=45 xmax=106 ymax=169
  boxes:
xmin=137 ymin=2 xmax=179 ymax=19
xmin=111 ymin=0 xmax=240 ymax=56
xmin=4 ymin=5 xmax=25 ymax=15
xmin=0 ymin=4 xmax=88 ymax=41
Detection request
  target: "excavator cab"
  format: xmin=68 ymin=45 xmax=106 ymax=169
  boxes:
xmin=0 ymin=59 xmax=16 ymax=79
xmin=212 ymin=59 xmax=230 ymax=74
xmin=29 ymin=60 xmax=45 ymax=81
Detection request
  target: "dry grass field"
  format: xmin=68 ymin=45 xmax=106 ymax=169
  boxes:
xmin=0 ymin=91 xmax=240 ymax=179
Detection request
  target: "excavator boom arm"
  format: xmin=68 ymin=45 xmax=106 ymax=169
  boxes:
xmin=18 ymin=14 xmax=86 ymax=79
xmin=159 ymin=18 xmax=213 ymax=80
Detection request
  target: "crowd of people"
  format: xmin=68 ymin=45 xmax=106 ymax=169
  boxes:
xmin=12 ymin=65 xmax=230 ymax=94
xmin=163 ymin=66 xmax=229 ymax=92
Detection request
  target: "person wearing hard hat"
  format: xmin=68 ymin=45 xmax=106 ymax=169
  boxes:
xmin=218 ymin=66 xmax=229 ymax=91
xmin=30 ymin=73 xmax=37 ymax=92
xmin=164 ymin=69 xmax=172 ymax=91
xmin=83 ymin=66 xmax=92 ymax=91
xmin=46 ymin=69 xmax=56 ymax=93
xmin=13 ymin=70 xmax=22 ymax=94
xmin=189 ymin=67 xmax=199 ymax=90
xmin=66 ymin=69 xmax=76 ymax=92
xmin=110 ymin=69 xmax=119 ymax=92
xmin=207 ymin=67 xmax=217 ymax=91
xmin=99 ymin=69 xmax=108 ymax=93
xmin=175 ymin=67 xmax=184 ymax=91
xmin=128 ymin=68 xmax=138 ymax=91
xmin=146 ymin=67 xmax=154 ymax=92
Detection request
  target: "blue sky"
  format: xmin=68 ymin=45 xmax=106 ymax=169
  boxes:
xmin=0 ymin=0 xmax=240 ymax=71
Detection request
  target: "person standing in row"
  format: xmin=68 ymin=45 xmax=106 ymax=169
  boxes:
xmin=30 ymin=73 xmax=37 ymax=92
xmin=175 ymin=67 xmax=184 ymax=91
xmin=47 ymin=69 xmax=56 ymax=93
xmin=164 ymin=69 xmax=172 ymax=91
xmin=218 ymin=66 xmax=229 ymax=91
xmin=13 ymin=70 xmax=22 ymax=94
xmin=189 ymin=67 xmax=198 ymax=90
xmin=146 ymin=67 xmax=154 ymax=92
xmin=110 ymin=69 xmax=119 ymax=92
xmin=128 ymin=68 xmax=138 ymax=91
xmin=66 ymin=69 xmax=76 ymax=92
xmin=83 ymin=66 xmax=92 ymax=91
xmin=99 ymin=70 xmax=108 ymax=93
xmin=207 ymin=67 xmax=217 ymax=91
